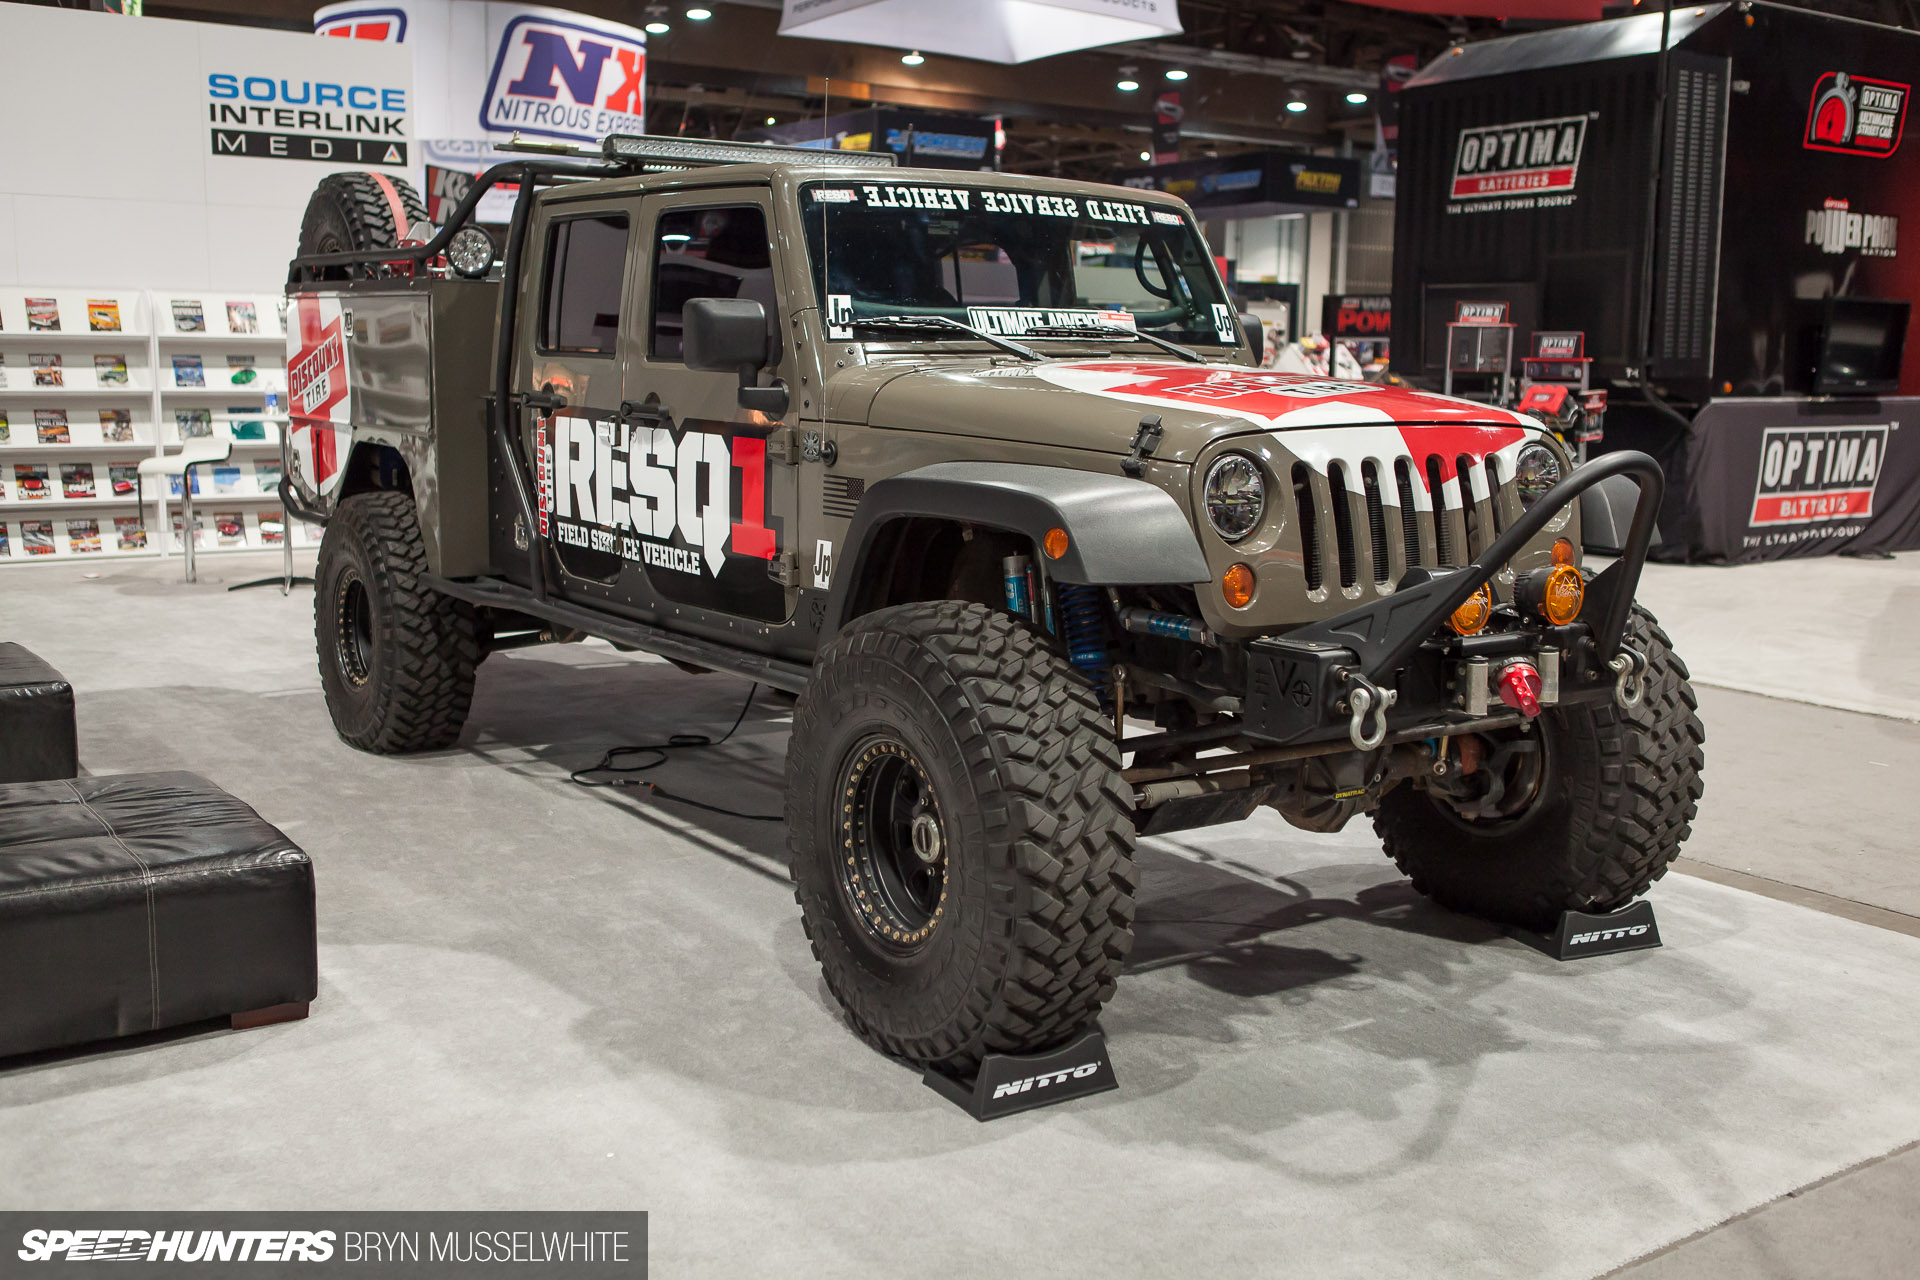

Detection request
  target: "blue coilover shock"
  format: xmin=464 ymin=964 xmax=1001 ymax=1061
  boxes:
xmin=1055 ymin=583 xmax=1112 ymax=707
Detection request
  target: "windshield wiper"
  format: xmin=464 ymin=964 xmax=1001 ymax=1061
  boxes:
xmin=849 ymin=314 xmax=1040 ymax=361
xmin=1024 ymin=324 xmax=1205 ymax=363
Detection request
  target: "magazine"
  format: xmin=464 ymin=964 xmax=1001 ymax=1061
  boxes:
xmin=93 ymin=354 xmax=129 ymax=386
xmin=34 ymin=410 xmax=69 ymax=444
xmin=253 ymin=459 xmax=284 ymax=492
xmin=275 ymin=297 xmax=290 ymax=336
xmin=211 ymin=465 xmax=242 ymax=494
xmin=13 ymin=463 xmax=49 ymax=500
xmin=0 ymin=410 xmax=9 ymax=445
xmin=61 ymin=462 xmax=95 ymax=500
xmin=172 ymin=354 xmax=205 ymax=388
xmin=0 ymin=353 xmax=7 ymax=388
xmin=228 ymin=412 xmax=267 ymax=441
xmin=26 ymin=297 xmax=60 ymax=331
xmin=107 ymin=463 xmax=140 ymax=499
xmin=226 ymin=354 xmax=258 ymax=386
xmin=258 ymin=511 xmax=285 ymax=544
xmin=167 ymin=471 xmax=203 ymax=498
xmin=214 ymin=510 xmax=246 ymax=547
xmin=170 ymin=513 xmax=208 ymax=550
xmin=23 ymin=519 xmax=54 ymax=555
xmin=99 ymin=409 xmax=134 ymax=442
xmin=66 ymin=518 xmax=101 ymax=554
xmin=0 ymin=524 xmax=9 ymax=556
xmin=171 ymin=299 xmax=205 ymax=333
xmin=87 ymin=299 xmax=123 ymax=332
xmin=226 ymin=301 xmax=258 ymax=334
xmin=175 ymin=408 xmax=212 ymax=439
xmin=30 ymin=353 xmax=63 ymax=387
xmin=114 ymin=516 xmax=148 ymax=551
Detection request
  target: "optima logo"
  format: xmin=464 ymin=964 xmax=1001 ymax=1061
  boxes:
xmin=481 ymin=16 xmax=646 ymax=144
xmin=1806 ymin=71 xmax=1908 ymax=158
xmin=1451 ymin=115 xmax=1586 ymax=200
xmin=1750 ymin=425 xmax=1889 ymax=526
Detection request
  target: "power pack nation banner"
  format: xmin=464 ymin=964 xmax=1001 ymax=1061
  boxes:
xmin=1679 ymin=399 xmax=1920 ymax=561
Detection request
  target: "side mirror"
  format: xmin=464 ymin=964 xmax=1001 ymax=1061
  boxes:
xmin=683 ymin=297 xmax=788 ymax=417
xmin=1239 ymin=313 xmax=1264 ymax=363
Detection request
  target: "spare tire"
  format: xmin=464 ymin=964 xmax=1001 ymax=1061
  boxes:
xmin=297 ymin=171 xmax=429 ymax=279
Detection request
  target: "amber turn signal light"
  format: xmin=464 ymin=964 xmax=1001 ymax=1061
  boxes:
xmin=1550 ymin=537 xmax=1576 ymax=566
xmin=1448 ymin=583 xmax=1494 ymax=635
xmin=1043 ymin=527 xmax=1070 ymax=559
xmin=1222 ymin=562 xmax=1256 ymax=609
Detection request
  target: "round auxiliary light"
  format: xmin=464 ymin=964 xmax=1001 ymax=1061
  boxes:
xmin=1538 ymin=564 xmax=1585 ymax=625
xmin=1222 ymin=563 xmax=1256 ymax=610
xmin=1043 ymin=527 xmax=1070 ymax=560
xmin=446 ymin=226 xmax=496 ymax=279
xmin=1203 ymin=453 xmax=1266 ymax=542
xmin=1449 ymin=582 xmax=1494 ymax=636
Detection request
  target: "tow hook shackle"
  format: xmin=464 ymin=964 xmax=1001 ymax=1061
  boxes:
xmin=1341 ymin=672 xmax=1398 ymax=751
xmin=1495 ymin=659 xmax=1544 ymax=719
xmin=1609 ymin=645 xmax=1649 ymax=709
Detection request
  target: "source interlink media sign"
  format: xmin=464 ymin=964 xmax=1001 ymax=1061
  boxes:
xmin=3 ymin=1213 xmax=646 ymax=1275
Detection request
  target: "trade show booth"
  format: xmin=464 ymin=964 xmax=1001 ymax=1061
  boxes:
xmin=1391 ymin=2 xmax=1920 ymax=561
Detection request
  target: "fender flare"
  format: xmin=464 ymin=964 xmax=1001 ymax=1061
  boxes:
xmin=825 ymin=462 xmax=1212 ymax=633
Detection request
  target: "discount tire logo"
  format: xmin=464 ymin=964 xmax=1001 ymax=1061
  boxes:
xmin=1750 ymin=424 xmax=1889 ymax=526
xmin=1451 ymin=115 xmax=1586 ymax=200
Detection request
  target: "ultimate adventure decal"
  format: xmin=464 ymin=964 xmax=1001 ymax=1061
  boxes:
xmin=536 ymin=411 xmax=787 ymax=621
xmin=286 ymin=294 xmax=352 ymax=497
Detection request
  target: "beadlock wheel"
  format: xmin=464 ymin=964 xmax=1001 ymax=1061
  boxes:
xmin=332 ymin=571 xmax=375 ymax=688
xmin=837 ymin=736 xmax=949 ymax=952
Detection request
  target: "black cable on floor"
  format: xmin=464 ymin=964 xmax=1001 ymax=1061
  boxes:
xmin=568 ymin=683 xmax=782 ymax=822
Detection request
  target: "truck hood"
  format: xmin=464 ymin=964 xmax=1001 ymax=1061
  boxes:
xmin=836 ymin=359 xmax=1540 ymax=463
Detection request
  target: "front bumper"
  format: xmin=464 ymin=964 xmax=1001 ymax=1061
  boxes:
xmin=1239 ymin=451 xmax=1662 ymax=748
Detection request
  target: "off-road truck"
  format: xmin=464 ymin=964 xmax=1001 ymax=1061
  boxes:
xmin=286 ymin=138 xmax=1704 ymax=1075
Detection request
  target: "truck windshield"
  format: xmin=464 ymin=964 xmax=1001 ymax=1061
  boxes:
xmin=799 ymin=179 xmax=1242 ymax=349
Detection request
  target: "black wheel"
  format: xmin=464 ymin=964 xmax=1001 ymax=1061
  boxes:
xmin=315 ymin=491 xmax=480 ymax=753
xmin=787 ymin=601 xmax=1136 ymax=1074
xmin=297 ymin=171 xmax=428 ymax=279
xmin=1373 ymin=605 xmax=1705 ymax=931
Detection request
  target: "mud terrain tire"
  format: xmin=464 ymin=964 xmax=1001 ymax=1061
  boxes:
xmin=787 ymin=601 xmax=1136 ymax=1074
xmin=316 ymin=491 xmax=480 ymax=753
xmin=1373 ymin=605 xmax=1704 ymax=931
xmin=297 ymin=171 xmax=429 ymax=279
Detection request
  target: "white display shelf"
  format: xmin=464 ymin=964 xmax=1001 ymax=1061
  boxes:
xmin=0 ymin=287 xmax=292 ymax=569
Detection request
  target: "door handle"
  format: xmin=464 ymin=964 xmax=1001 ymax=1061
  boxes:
xmin=519 ymin=385 xmax=568 ymax=412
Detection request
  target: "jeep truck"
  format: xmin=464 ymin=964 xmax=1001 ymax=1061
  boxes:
xmin=285 ymin=138 xmax=1704 ymax=1076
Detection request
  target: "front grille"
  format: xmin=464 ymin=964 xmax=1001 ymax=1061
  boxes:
xmin=1291 ymin=443 xmax=1520 ymax=599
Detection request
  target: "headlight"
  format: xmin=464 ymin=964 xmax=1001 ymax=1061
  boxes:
xmin=447 ymin=226 xmax=496 ymax=279
xmin=1514 ymin=441 xmax=1570 ymax=530
xmin=1203 ymin=453 xmax=1266 ymax=542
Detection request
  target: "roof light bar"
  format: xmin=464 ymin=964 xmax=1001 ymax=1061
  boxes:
xmin=600 ymin=134 xmax=898 ymax=169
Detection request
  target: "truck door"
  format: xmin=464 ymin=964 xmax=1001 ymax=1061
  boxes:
xmin=520 ymin=194 xmax=642 ymax=592
xmin=621 ymin=189 xmax=797 ymax=625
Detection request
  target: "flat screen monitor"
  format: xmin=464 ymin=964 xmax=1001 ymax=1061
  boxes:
xmin=1814 ymin=297 xmax=1908 ymax=396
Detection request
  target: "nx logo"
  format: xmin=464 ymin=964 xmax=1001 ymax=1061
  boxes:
xmin=481 ymin=16 xmax=647 ymax=145
xmin=1568 ymin=924 xmax=1650 ymax=946
xmin=991 ymin=1062 xmax=1101 ymax=1100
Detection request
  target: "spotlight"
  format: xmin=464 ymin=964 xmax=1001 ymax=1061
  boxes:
xmin=765 ymin=116 xmax=777 ymax=125
xmin=1118 ymin=79 xmax=1140 ymax=91
xmin=1346 ymin=91 xmax=1369 ymax=105
xmin=1139 ymin=150 xmax=1152 ymax=161
xmin=901 ymin=50 xmax=924 ymax=65
xmin=686 ymin=6 xmax=712 ymax=17
xmin=1165 ymin=68 xmax=1188 ymax=81
xmin=1285 ymin=92 xmax=1309 ymax=113
xmin=645 ymin=20 xmax=670 ymax=33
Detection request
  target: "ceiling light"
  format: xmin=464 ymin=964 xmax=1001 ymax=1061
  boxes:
xmin=1139 ymin=150 xmax=1152 ymax=161
xmin=1118 ymin=79 xmax=1140 ymax=91
xmin=686 ymin=6 xmax=712 ymax=17
xmin=1285 ymin=93 xmax=1309 ymax=113
xmin=765 ymin=116 xmax=777 ymax=125
xmin=1165 ymin=68 xmax=1188 ymax=81
xmin=1346 ymin=91 xmax=1369 ymax=105
xmin=645 ymin=20 xmax=670 ymax=33
xmin=901 ymin=50 xmax=924 ymax=65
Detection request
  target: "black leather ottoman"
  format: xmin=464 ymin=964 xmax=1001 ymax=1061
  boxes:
xmin=0 ymin=643 xmax=77 ymax=783
xmin=0 ymin=772 xmax=317 ymax=1059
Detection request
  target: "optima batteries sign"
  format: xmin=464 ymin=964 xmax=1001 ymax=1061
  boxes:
xmin=1450 ymin=115 xmax=1587 ymax=201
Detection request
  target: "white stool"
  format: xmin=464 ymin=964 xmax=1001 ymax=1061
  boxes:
xmin=139 ymin=440 xmax=232 ymax=583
